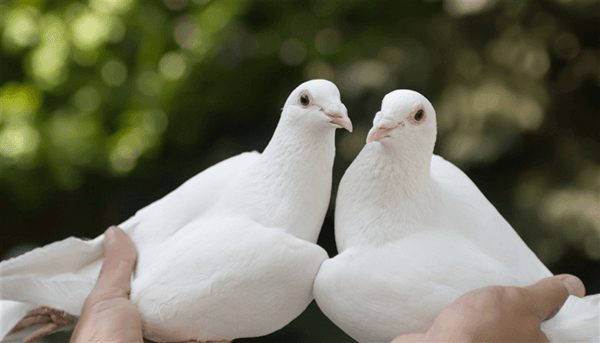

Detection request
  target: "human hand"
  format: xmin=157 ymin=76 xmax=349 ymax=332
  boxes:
xmin=392 ymin=274 xmax=585 ymax=343
xmin=70 ymin=226 xmax=143 ymax=343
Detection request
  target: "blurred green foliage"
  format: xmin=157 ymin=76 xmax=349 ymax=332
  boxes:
xmin=1 ymin=0 xmax=599 ymax=342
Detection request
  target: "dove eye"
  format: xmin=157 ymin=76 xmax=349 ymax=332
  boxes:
xmin=299 ymin=92 xmax=312 ymax=107
xmin=407 ymin=106 xmax=426 ymax=126
xmin=415 ymin=110 xmax=424 ymax=121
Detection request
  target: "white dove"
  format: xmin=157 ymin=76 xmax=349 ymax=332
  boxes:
xmin=1 ymin=79 xmax=352 ymax=342
xmin=313 ymin=89 xmax=599 ymax=343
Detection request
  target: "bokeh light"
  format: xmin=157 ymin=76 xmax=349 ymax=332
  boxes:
xmin=304 ymin=61 xmax=335 ymax=81
xmin=70 ymin=10 xmax=110 ymax=51
xmin=164 ymin=0 xmax=189 ymax=11
xmin=338 ymin=60 xmax=389 ymax=98
xmin=200 ymin=1 xmax=231 ymax=34
xmin=159 ymin=52 xmax=187 ymax=81
xmin=0 ymin=123 xmax=40 ymax=162
xmin=48 ymin=110 xmax=99 ymax=165
xmin=109 ymin=110 xmax=167 ymax=174
xmin=0 ymin=83 xmax=41 ymax=121
xmin=29 ymin=14 xmax=69 ymax=89
xmin=314 ymin=27 xmax=340 ymax=56
xmin=444 ymin=0 xmax=493 ymax=17
xmin=90 ymin=0 xmax=135 ymax=15
xmin=73 ymin=86 xmax=102 ymax=112
xmin=101 ymin=59 xmax=128 ymax=86
xmin=280 ymin=38 xmax=306 ymax=66
xmin=2 ymin=8 xmax=39 ymax=51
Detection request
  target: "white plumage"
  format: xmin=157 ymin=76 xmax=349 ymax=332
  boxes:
xmin=1 ymin=79 xmax=352 ymax=342
xmin=313 ymin=89 xmax=599 ymax=343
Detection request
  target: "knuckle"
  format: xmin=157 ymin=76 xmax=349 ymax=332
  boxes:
xmin=502 ymin=286 xmax=526 ymax=302
xmin=466 ymin=286 xmax=525 ymax=311
xmin=481 ymin=286 xmax=513 ymax=302
xmin=462 ymin=286 xmax=504 ymax=311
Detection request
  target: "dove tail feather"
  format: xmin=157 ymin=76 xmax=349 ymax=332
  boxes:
xmin=0 ymin=235 xmax=104 ymax=278
xmin=541 ymin=294 xmax=600 ymax=343
xmin=1 ymin=273 xmax=95 ymax=315
xmin=0 ymin=301 xmax=37 ymax=341
xmin=0 ymin=235 xmax=103 ymax=341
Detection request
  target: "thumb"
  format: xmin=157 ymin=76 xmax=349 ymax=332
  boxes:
xmin=524 ymin=274 xmax=585 ymax=321
xmin=93 ymin=226 xmax=137 ymax=297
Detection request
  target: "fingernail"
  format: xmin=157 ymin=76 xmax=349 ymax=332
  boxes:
xmin=105 ymin=226 xmax=116 ymax=247
xmin=560 ymin=274 xmax=584 ymax=296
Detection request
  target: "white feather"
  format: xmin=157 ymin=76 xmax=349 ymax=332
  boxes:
xmin=314 ymin=89 xmax=599 ymax=343
xmin=1 ymin=79 xmax=350 ymax=342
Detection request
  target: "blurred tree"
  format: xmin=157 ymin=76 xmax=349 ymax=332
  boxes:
xmin=0 ymin=0 xmax=599 ymax=342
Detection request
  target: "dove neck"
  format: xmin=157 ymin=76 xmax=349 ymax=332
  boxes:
xmin=226 ymin=122 xmax=336 ymax=243
xmin=335 ymin=142 xmax=440 ymax=251
xmin=366 ymin=141 xmax=435 ymax=193
xmin=261 ymin=119 xmax=336 ymax=160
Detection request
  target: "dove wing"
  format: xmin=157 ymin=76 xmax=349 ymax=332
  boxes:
xmin=0 ymin=151 xmax=259 ymax=339
xmin=130 ymin=214 xmax=328 ymax=342
xmin=119 ymin=151 xmax=260 ymax=250
xmin=429 ymin=154 xmax=551 ymax=283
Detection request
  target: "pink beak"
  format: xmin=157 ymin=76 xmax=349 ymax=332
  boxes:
xmin=324 ymin=104 xmax=353 ymax=132
xmin=366 ymin=122 xmax=403 ymax=143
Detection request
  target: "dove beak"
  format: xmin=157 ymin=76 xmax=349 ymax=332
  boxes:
xmin=367 ymin=121 xmax=404 ymax=143
xmin=324 ymin=104 xmax=353 ymax=132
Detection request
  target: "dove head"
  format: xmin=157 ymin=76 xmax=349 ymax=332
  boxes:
xmin=282 ymin=79 xmax=352 ymax=132
xmin=366 ymin=90 xmax=437 ymax=157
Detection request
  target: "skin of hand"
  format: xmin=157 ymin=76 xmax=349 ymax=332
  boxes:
xmin=70 ymin=226 xmax=143 ymax=343
xmin=392 ymin=274 xmax=586 ymax=343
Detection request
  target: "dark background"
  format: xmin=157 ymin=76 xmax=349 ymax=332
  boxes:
xmin=1 ymin=0 xmax=599 ymax=342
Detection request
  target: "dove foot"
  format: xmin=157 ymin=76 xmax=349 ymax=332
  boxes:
xmin=9 ymin=306 xmax=75 ymax=343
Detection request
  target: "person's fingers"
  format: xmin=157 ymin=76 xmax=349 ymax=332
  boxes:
xmin=555 ymin=274 xmax=586 ymax=297
xmin=93 ymin=226 xmax=137 ymax=296
xmin=524 ymin=274 xmax=585 ymax=321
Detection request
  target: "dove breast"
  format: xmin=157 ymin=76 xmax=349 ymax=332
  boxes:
xmin=313 ymin=228 xmax=518 ymax=343
xmin=132 ymin=212 xmax=327 ymax=342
